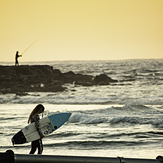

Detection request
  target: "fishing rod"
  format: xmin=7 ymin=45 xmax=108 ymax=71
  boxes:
xmin=21 ymin=38 xmax=40 ymax=56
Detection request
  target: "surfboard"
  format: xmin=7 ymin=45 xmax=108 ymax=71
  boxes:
xmin=11 ymin=112 xmax=71 ymax=145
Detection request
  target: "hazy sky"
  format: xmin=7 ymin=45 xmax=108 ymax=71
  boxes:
xmin=0 ymin=0 xmax=163 ymax=62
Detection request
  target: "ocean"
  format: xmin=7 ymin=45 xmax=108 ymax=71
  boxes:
xmin=0 ymin=59 xmax=163 ymax=159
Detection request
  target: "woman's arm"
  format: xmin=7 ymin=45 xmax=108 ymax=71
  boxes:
xmin=34 ymin=115 xmax=44 ymax=139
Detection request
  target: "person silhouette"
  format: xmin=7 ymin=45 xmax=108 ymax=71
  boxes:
xmin=15 ymin=51 xmax=22 ymax=66
xmin=28 ymin=104 xmax=45 ymax=154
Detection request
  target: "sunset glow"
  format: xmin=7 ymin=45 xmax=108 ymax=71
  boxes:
xmin=0 ymin=0 xmax=163 ymax=62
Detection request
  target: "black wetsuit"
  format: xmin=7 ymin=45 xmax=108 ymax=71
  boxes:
xmin=29 ymin=115 xmax=43 ymax=154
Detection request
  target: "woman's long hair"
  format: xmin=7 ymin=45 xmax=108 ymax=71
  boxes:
xmin=28 ymin=104 xmax=45 ymax=124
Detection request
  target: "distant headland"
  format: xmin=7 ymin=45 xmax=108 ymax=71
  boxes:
xmin=0 ymin=65 xmax=118 ymax=94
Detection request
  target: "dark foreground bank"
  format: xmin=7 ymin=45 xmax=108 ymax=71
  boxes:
xmin=0 ymin=150 xmax=162 ymax=163
xmin=0 ymin=65 xmax=118 ymax=94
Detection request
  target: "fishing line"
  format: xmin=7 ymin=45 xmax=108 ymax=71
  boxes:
xmin=21 ymin=38 xmax=40 ymax=55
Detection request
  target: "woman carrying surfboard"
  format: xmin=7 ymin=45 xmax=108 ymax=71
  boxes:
xmin=28 ymin=104 xmax=45 ymax=154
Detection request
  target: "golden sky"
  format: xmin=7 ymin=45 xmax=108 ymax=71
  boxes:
xmin=0 ymin=0 xmax=163 ymax=62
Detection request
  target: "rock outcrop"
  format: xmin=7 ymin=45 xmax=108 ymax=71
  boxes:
xmin=0 ymin=65 xmax=118 ymax=94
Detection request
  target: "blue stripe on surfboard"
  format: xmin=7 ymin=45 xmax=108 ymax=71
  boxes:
xmin=48 ymin=113 xmax=71 ymax=130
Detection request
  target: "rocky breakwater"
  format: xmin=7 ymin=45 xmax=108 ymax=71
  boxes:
xmin=0 ymin=65 xmax=118 ymax=94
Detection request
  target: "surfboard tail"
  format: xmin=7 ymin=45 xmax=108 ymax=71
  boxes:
xmin=11 ymin=138 xmax=15 ymax=146
xmin=11 ymin=131 xmax=27 ymax=145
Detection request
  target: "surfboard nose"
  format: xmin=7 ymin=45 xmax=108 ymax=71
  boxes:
xmin=48 ymin=112 xmax=71 ymax=131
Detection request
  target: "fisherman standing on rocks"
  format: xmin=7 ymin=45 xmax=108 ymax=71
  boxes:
xmin=15 ymin=51 xmax=22 ymax=66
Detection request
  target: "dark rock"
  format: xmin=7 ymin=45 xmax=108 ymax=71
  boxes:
xmin=0 ymin=65 xmax=118 ymax=94
xmin=15 ymin=66 xmax=33 ymax=75
xmin=93 ymin=74 xmax=118 ymax=85
xmin=53 ymin=69 xmax=62 ymax=77
xmin=16 ymin=92 xmax=29 ymax=96
xmin=0 ymin=65 xmax=65 ymax=94
xmin=62 ymin=71 xmax=75 ymax=83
